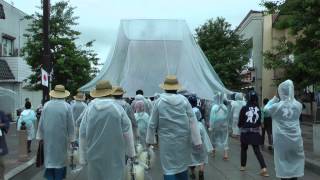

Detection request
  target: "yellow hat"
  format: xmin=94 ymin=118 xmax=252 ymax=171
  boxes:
xmin=159 ymin=75 xmax=182 ymax=91
xmin=113 ymin=86 xmax=126 ymax=96
xmin=49 ymin=85 xmax=70 ymax=99
xmin=90 ymin=80 xmax=115 ymax=98
xmin=73 ymin=92 xmax=86 ymax=101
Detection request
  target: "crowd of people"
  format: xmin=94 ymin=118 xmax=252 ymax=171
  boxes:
xmin=2 ymin=75 xmax=304 ymax=180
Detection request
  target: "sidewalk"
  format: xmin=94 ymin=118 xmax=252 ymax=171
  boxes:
xmin=4 ymin=123 xmax=36 ymax=179
xmin=301 ymin=123 xmax=320 ymax=175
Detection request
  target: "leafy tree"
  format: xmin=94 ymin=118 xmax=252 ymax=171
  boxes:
xmin=195 ymin=17 xmax=251 ymax=90
xmin=262 ymin=0 xmax=320 ymax=90
xmin=22 ymin=1 xmax=99 ymax=95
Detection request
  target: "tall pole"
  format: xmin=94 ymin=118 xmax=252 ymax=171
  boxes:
xmin=42 ymin=0 xmax=50 ymax=104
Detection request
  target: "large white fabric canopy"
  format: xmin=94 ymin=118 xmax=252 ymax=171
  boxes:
xmin=80 ymin=19 xmax=232 ymax=99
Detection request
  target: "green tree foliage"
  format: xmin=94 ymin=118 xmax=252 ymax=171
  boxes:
xmin=262 ymin=0 xmax=320 ymax=89
xmin=22 ymin=1 xmax=99 ymax=94
xmin=195 ymin=17 xmax=251 ymax=90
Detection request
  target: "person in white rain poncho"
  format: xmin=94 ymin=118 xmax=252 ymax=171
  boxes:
xmin=188 ymin=95 xmax=213 ymax=180
xmin=230 ymin=93 xmax=246 ymax=137
xmin=113 ymin=86 xmax=138 ymax=139
xmin=264 ymin=80 xmax=305 ymax=180
xmin=134 ymin=100 xmax=149 ymax=148
xmin=36 ymin=85 xmax=75 ymax=180
xmin=146 ymin=75 xmax=202 ymax=180
xmin=132 ymin=89 xmax=153 ymax=115
xmin=71 ymin=92 xmax=87 ymax=139
xmin=209 ymin=92 xmax=229 ymax=160
xmin=79 ymin=80 xmax=135 ymax=180
xmin=17 ymin=101 xmax=36 ymax=153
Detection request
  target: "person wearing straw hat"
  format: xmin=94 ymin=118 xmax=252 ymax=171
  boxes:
xmin=146 ymin=75 xmax=202 ymax=180
xmin=71 ymin=92 xmax=87 ymax=141
xmin=36 ymin=85 xmax=75 ymax=180
xmin=79 ymin=80 xmax=135 ymax=180
xmin=113 ymin=86 xmax=138 ymax=139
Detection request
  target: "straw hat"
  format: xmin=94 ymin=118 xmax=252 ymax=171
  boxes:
xmin=113 ymin=86 xmax=126 ymax=96
xmin=73 ymin=92 xmax=86 ymax=101
xmin=49 ymin=85 xmax=70 ymax=99
xmin=90 ymin=80 xmax=115 ymax=98
xmin=159 ymin=75 xmax=182 ymax=91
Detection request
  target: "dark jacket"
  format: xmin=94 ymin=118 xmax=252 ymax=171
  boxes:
xmin=0 ymin=110 xmax=10 ymax=155
xmin=238 ymin=104 xmax=263 ymax=145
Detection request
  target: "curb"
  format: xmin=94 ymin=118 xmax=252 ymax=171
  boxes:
xmin=4 ymin=157 xmax=36 ymax=180
xmin=305 ymin=157 xmax=320 ymax=176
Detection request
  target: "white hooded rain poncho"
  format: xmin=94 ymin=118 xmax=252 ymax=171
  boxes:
xmin=209 ymin=92 xmax=229 ymax=150
xmin=230 ymin=93 xmax=246 ymax=136
xmin=79 ymin=98 xmax=135 ymax=180
xmin=71 ymin=100 xmax=87 ymax=127
xmin=132 ymin=95 xmax=153 ymax=115
xmin=146 ymin=93 xmax=202 ymax=175
xmin=190 ymin=107 xmax=213 ymax=166
xmin=36 ymin=99 xmax=75 ymax=168
xmin=264 ymin=80 xmax=305 ymax=178
xmin=17 ymin=109 xmax=36 ymax=140
xmin=134 ymin=100 xmax=150 ymax=148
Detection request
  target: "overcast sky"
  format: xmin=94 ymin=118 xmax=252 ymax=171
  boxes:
xmin=11 ymin=0 xmax=263 ymax=63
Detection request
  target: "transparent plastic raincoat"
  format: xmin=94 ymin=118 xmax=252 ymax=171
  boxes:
xmin=264 ymin=80 xmax=305 ymax=178
xmin=209 ymin=92 xmax=229 ymax=150
xmin=71 ymin=101 xmax=87 ymax=125
xmin=146 ymin=93 xmax=202 ymax=175
xmin=190 ymin=107 xmax=213 ymax=166
xmin=132 ymin=95 xmax=153 ymax=115
xmin=230 ymin=93 xmax=246 ymax=136
xmin=79 ymin=98 xmax=135 ymax=180
xmin=36 ymin=99 xmax=75 ymax=168
xmin=115 ymin=99 xmax=138 ymax=138
xmin=134 ymin=112 xmax=149 ymax=148
xmin=17 ymin=109 xmax=36 ymax=140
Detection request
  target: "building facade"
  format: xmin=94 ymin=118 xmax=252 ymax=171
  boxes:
xmin=0 ymin=0 xmax=41 ymax=116
xmin=236 ymin=10 xmax=287 ymax=104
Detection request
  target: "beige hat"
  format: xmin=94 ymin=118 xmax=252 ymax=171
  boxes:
xmin=73 ymin=92 xmax=86 ymax=101
xmin=90 ymin=80 xmax=115 ymax=98
xmin=113 ymin=86 xmax=126 ymax=96
xmin=49 ymin=85 xmax=70 ymax=99
xmin=159 ymin=75 xmax=182 ymax=91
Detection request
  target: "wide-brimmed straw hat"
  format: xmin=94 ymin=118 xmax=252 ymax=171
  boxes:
xmin=90 ymin=80 xmax=115 ymax=98
xmin=159 ymin=75 xmax=182 ymax=91
xmin=49 ymin=85 xmax=70 ymax=99
xmin=113 ymin=86 xmax=126 ymax=96
xmin=73 ymin=92 xmax=86 ymax=101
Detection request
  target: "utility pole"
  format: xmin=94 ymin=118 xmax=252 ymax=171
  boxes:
xmin=42 ymin=0 xmax=51 ymax=103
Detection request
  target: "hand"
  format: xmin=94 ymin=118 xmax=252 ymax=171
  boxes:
xmin=194 ymin=144 xmax=202 ymax=151
xmin=208 ymin=128 xmax=212 ymax=132
xmin=261 ymin=124 xmax=264 ymax=129
xmin=71 ymin=141 xmax=78 ymax=148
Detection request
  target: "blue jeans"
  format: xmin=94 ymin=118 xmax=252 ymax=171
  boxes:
xmin=44 ymin=167 xmax=67 ymax=180
xmin=164 ymin=170 xmax=188 ymax=180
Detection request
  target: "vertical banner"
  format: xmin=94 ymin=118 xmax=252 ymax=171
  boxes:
xmin=41 ymin=68 xmax=49 ymax=87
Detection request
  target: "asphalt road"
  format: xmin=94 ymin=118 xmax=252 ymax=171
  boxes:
xmin=12 ymin=138 xmax=320 ymax=180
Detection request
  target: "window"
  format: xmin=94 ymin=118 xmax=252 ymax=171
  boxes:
xmin=2 ymin=37 xmax=14 ymax=56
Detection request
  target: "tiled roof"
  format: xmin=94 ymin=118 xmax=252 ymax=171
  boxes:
xmin=0 ymin=59 xmax=15 ymax=80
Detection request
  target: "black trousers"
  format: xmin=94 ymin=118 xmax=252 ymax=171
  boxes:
xmin=27 ymin=140 xmax=32 ymax=152
xmin=281 ymin=178 xmax=298 ymax=180
xmin=241 ymin=143 xmax=266 ymax=169
xmin=262 ymin=119 xmax=272 ymax=146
